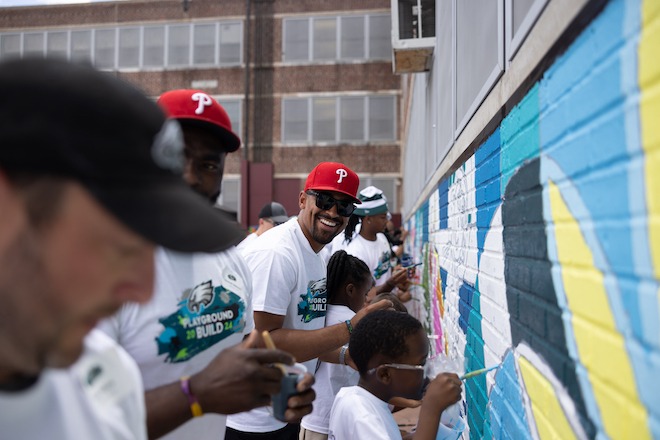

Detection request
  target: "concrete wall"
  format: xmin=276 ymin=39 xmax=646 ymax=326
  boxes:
xmin=402 ymin=0 xmax=660 ymax=438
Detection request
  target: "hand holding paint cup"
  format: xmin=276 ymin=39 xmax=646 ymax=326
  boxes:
xmin=272 ymin=362 xmax=308 ymax=422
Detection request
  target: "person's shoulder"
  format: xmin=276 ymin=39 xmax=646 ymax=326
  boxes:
xmin=244 ymin=218 xmax=297 ymax=253
xmin=236 ymin=232 xmax=256 ymax=251
xmin=375 ymin=232 xmax=390 ymax=245
xmin=79 ymin=329 xmax=142 ymax=380
xmin=84 ymin=328 xmax=121 ymax=352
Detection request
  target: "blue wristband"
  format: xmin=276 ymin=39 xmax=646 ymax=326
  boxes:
xmin=345 ymin=319 xmax=353 ymax=334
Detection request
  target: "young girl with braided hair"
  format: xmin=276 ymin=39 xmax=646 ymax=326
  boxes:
xmin=300 ymin=250 xmax=373 ymax=440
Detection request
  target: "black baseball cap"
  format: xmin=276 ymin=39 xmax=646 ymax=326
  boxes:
xmin=0 ymin=57 xmax=243 ymax=252
xmin=258 ymin=202 xmax=289 ymax=224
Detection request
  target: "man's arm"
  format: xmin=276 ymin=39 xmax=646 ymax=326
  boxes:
xmin=254 ymin=299 xmax=392 ymax=363
xmin=143 ymin=331 xmax=293 ymax=439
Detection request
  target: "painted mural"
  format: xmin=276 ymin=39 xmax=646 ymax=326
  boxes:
xmin=404 ymin=0 xmax=660 ymax=438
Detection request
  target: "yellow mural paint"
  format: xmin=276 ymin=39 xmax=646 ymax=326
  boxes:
xmin=519 ymin=356 xmax=577 ymax=440
xmin=549 ymin=180 xmax=651 ymax=439
xmin=640 ymin=0 xmax=660 ymax=316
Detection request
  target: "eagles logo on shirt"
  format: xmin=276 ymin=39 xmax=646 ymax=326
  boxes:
xmin=156 ymin=278 xmax=246 ymax=363
xmin=297 ymin=278 xmax=327 ymax=323
xmin=374 ymin=250 xmax=393 ymax=280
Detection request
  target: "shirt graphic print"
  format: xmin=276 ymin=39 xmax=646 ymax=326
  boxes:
xmin=156 ymin=269 xmax=247 ymax=363
xmin=297 ymin=278 xmax=327 ymax=323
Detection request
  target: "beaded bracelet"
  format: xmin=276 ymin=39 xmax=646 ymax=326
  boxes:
xmin=344 ymin=319 xmax=353 ymax=335
xmin=180 ymin=376 xmax=203 ymax=418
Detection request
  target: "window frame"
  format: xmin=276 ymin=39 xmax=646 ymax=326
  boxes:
xmin=281 ymin=94 xmax=397 ymax=146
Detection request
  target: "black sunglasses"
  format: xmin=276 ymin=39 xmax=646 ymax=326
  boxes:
xmin=306 ymin=190 xmax=356 ymax=217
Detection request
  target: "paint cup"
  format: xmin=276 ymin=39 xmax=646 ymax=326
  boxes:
xmin=272 ymin=362 xmax=307 ymax=422
xmin=436 ymin=416 xmax=466 ymax=440
xmin=400 ymin=254 xmax=413 ymax=267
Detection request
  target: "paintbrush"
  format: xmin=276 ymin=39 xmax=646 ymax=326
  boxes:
xmin=460 ymin=364 xmax=499 ymax=380
xmin=262 ymin=330 xmax=288 ymax=375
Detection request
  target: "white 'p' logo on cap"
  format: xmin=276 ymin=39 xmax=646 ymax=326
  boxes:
xmin=336 ymin=168 xmax=348 ymax=183
xmin=192 ymin=92 xmax=213 ymax=115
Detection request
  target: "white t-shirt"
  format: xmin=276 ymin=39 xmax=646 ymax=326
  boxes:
xmin=235 ymin=231 xmax=257 ymax=252
xmin=344 ymin=233 xmax=394 ymax=286
xmin=301 ymin=304 xmax=359 ymax=435
xmin=98 ymin=246 xmax=254 ymax=440
xmin=0 ymin=329 xmax=146 ymax=440
xmin=226 ymin=218 xmax=328 ymax=433
xmin=328 ymin=386 xmax=402 ymax=440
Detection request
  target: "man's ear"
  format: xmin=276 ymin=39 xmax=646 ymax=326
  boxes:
xmin=298 ymin=191 xmax=307 ymax=210
xmin=377 ymin=366 xmax=392 ymax=385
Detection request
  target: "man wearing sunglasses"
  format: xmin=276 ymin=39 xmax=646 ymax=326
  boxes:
xmin=226 ymin=162 xmax=393 ymax=440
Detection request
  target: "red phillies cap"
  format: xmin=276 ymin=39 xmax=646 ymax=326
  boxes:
xmin=304 ymin=162 xmax=361 ymax=203
xmin=157 ymin=89 xmax=240 ymax=152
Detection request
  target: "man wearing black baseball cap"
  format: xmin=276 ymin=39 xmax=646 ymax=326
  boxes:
xmin=98 ymin=89 xmax=314 ymax=440
xmin=237 ymin=201 xmax=290 ymax=251
xmin=0 ymin=58 xmax=246 ymax=438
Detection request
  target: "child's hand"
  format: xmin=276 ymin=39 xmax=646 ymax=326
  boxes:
xmin=423 ymin=372 xmax=462 ymax=411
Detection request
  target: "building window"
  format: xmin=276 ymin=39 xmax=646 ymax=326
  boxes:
xmin=282 ymin=99 xmax=309 ymax=143
xmin=216 ymin=177 xmax=240 ymax=219
xmin=340 ymin=96 xmax=365 ymax=141
xmin=369 ymin=95 xmax=396 ymax=140
xmin=283 ymin=19 xmax=309 ymax=62
xmin=219 ymin=22 xmax=242 ymax=65
xmin=283 ymin=13 xmax=391 ymax=63
xmin=0 ymin=34 xmax=21 ymax=59
xmin=216 ymin=98 xmax=242 ymax=140
xmin=312 ymin=97 xmax=337 ymax=142
xmin=143 ymin=26 xmax=165 ymax=68
xmin=367 ymin=15 xmax=392 ymax=59
xmin=0 ymin=20 xmax=242 ymax=70
xmin=168 ymin=25 xmax=190 ymax=66
xmin=94 ymin=29 xmax=115 ymax=69
xmin=118 ymin=27 xmax=140 ymax=68
xmin=70 ymin=30 xmax=91 ymax=62
xmin=340 ymin=16 xmax=365 ymax=59
xmin=313 ymin=18 xmax=336 ymax=61
xmin=24 ymin=32 xmax=45 ymax=57
xmin=193 ymin=24 xmax=216 ymax=65
xmin=46 ymin=31 xmax=68 ymax=59
xmin=282 ymin=94 xmax=396 ymax=145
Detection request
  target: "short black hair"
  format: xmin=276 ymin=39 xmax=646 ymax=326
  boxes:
xmin=350 ymin=310 xmax=423 ymax=375
xmin=371 ymin=292 xmax=407 ymax=313
xmin=326 ymin=250 xmax=371 ymax=303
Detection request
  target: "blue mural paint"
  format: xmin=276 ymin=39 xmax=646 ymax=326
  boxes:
xmin=458 ymin=282 xmax=474 ymax=334
xmin=501 ymin=84 xmax=540 ymax=195
xmin=440 ymin=267 xmax=448 ymax=300
xmin=489 ymin=352 xmax=531 ymax=439
xmin=476 ymin=129 xmax=502 ymax=255
xmin=439 ymin=179 xmax=449 ymax=230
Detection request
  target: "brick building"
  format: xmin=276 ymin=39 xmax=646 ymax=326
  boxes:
xmin=0 ymin=0 xmax=402 ymax=228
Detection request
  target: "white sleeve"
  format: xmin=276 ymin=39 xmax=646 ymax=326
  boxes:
xmin=244 ymin=248 xmax=298 ymax=315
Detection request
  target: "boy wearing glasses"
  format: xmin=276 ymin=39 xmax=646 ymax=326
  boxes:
xmin=226 ymin=162 xmax=392 ymax=440
xmin=328 ymin=310 xmax=462 ymax=440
